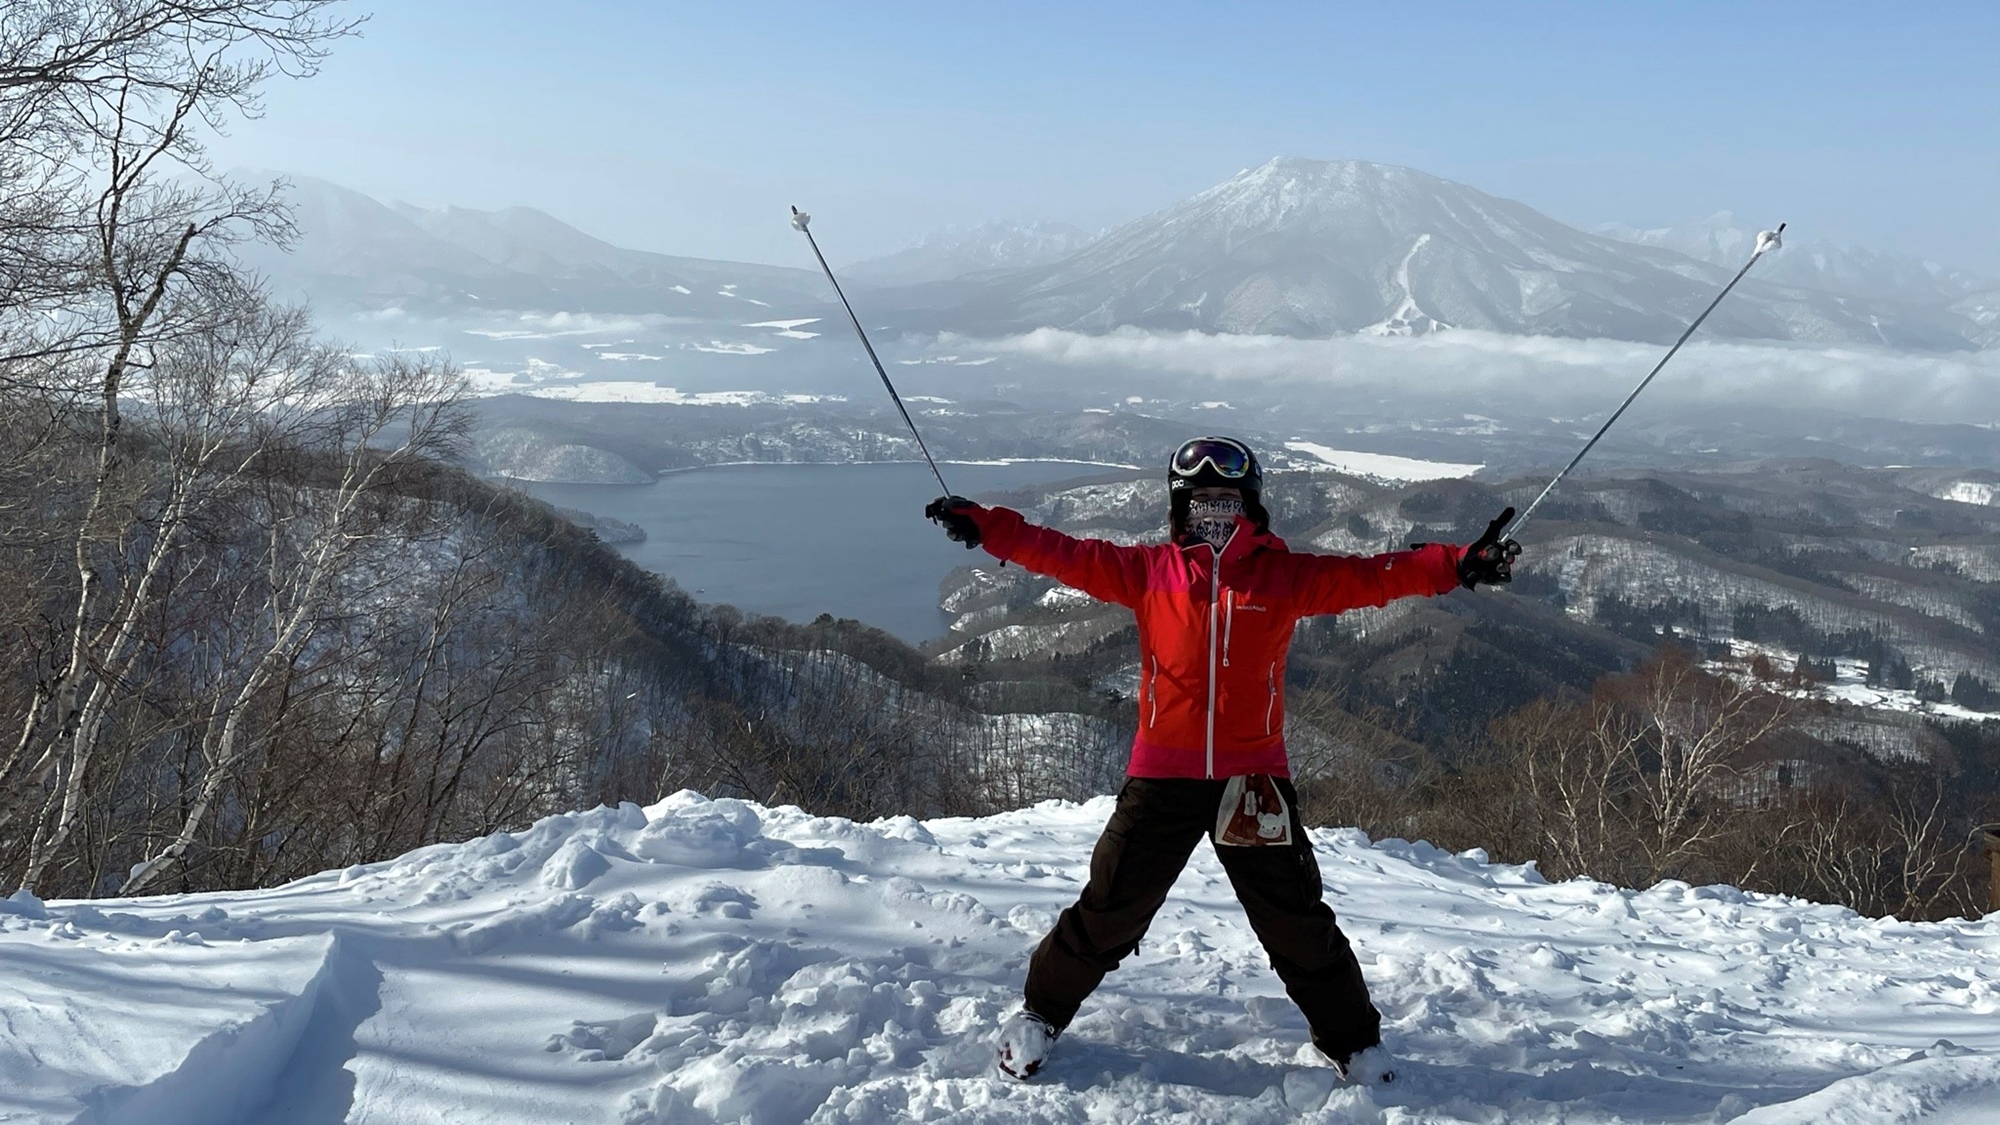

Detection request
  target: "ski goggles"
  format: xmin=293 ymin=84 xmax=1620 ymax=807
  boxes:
xmin=1170 ymin=437 xmax=1256 ymax=480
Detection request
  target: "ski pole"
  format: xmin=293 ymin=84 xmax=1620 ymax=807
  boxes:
xmin=1507 ymin=223 xmax=1785 ymax=541
xmin=790 ymin=206 xmax=954 ymax=498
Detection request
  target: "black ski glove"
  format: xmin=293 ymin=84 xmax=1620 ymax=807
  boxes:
xmin=1458 ymin=506 xmax=1522 ymax=589
xmin=925 ymin=495 xmax=982 ymax=549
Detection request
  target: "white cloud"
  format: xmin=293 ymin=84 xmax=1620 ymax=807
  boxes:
xmin=943 ymin=327 xmax=2000 ymax=424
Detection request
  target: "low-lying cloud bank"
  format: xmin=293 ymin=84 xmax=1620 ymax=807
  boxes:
xmin=944 ymin=327 xmax=2000 ymax=424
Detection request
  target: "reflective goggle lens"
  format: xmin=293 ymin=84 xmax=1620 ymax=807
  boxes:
xmin=1171 ymin=438 xmax=1252 ymax=478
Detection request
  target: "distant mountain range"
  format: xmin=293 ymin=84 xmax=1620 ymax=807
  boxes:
xmin=843 ymin=219 xmax=1098 ymax=287
xmin=1598 ymin=212 xmax=1990 ymax=304
xmin=1597 ymin=211 xmax=2000 ymax=347
xmin=231 ymin=173 xmax=827 ymax=319
xmin=235 ymin=162 xmax=1996 ymax=350
xmin=880 ymin=159 xmax=1992 ymax=349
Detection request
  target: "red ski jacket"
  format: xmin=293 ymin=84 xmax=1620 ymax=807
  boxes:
xmin=962 ymin=505 xmax=1465 ymax=780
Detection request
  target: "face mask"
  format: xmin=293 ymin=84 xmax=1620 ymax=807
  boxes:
xmin=1185 ymin=497 xmax=1244 ymax=551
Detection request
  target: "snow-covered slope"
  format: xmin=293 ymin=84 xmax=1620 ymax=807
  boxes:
xmin=927 ymin=158 xmax=1986 ymax=348
xmin=5 ymin=794 xmax=1996 ymax=1124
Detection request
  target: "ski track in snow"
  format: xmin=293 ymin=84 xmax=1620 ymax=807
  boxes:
xmin=3 ymin=793 xmax=1998 ymax=1124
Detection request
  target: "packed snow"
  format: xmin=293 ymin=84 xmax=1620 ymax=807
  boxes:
xmin=1282 ymin=440 xmax=1484 ymax=483
xmin=4 ymin=794 xmax=1996 ymax=1124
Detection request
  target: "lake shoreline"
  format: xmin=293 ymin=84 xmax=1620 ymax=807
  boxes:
xmin=518 ymin=461 xmax=1120 ymax=643
xmin=499 ymin=456 xmax=1144 ymax=485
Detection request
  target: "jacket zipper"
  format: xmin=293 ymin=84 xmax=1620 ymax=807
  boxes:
xmin=1149 ymin=656 xmax=1160 ymax=726
xmin=1222 ymin=590 xmax=1234 ymax=668
xmin=1265 ymin=663 xmax=1277 ymax=736
xmin=1206 ymin=559 xmax=1220 ymax=779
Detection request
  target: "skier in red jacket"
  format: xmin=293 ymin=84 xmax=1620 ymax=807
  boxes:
xmin=924 ymin=436 xmax=1519 ymax=1084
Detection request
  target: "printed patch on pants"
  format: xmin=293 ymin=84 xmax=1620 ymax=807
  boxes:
xmin=1213 ymin=774 xmax=1293 ymax=847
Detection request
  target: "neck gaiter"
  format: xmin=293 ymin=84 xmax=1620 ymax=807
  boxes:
xmin=1185 ymin=497 xmax=1245 ymax=552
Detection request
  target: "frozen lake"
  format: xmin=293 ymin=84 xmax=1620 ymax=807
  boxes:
xmin=521 ymin=460 xmax=1134 ymax=643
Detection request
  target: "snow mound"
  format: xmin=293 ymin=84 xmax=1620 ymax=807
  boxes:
xmin=3 ymin=794 xmax=1997 ymax=1123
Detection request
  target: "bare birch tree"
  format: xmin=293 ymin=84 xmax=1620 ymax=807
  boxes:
xmin=1608 ymin=650 xmax=1790 ymax=882
xmin=1 ymin=0 xmax=354 ymax=892
xmin=119 ymin=353 xmax=467 ymax=893
xmin=6 ymin=295 xmax=334 ymax=887
xmin=1 ymin=0 xmax=354 ymax=364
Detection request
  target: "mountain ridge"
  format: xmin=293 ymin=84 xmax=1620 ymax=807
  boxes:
xmin=1600 ymin=211 xmax=1999 ymax=301
xmin=1599 ymin=211 xmax=2000 ymax=348
xmin=230 ymin=171 xmax=826 ymax=317
xmin=234 ymin=163 xmax=1993 ymax=350
xmin=845 ymin=218 xmax=1099 ymax=287
xmin=893 ymin=157 xmax=1987 ymax=349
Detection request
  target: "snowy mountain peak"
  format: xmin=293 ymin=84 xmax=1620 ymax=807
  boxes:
xmin=1187 ymin=157 xmax=1465 ymax=234
xmin=930 ymin=157 xmax=1990 ymax=348
xmin=1229 ymin=155 xmax=1421 ymax=186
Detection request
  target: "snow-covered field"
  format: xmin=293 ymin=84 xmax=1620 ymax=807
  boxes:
xmin=1713 ymin=640 xmax=1999 ymax=724
xmin=4 ymin=794 xmax=1997 ymax=1124
xmin=1281 ymin=441 xmax=1484 ymax=483
xmin=466 ymin=377 xmax=849 ymax=406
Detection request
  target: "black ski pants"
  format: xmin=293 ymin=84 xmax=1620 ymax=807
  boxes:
xmin=1022 ymin=776 xmax=1382 ymax=1061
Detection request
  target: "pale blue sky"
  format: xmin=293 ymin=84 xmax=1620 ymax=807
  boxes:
xmin=212 ymin=1 xmax=2000 ymax=272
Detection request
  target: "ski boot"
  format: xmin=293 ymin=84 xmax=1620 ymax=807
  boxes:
xmin=1330 ymin=1044 xmax=1396 ymax=1085
xmin=996 ymin=1010 xmax=1059 ymax=1080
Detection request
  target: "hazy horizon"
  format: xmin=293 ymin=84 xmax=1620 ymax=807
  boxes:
xmin=205 ymin=1 xmax=2000 ymax=275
